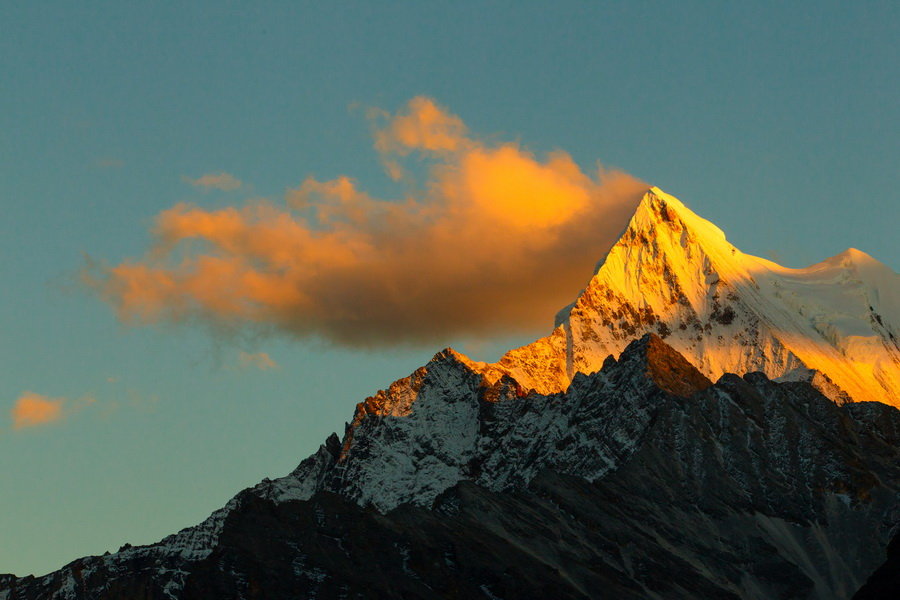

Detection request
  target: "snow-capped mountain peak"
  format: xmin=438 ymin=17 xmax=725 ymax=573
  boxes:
xmin=496 ymin=187 xmax=900 ymax=405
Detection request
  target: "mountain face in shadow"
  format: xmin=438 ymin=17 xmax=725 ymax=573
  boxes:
xmin=4 ymin=335 xmax=900 ymax=599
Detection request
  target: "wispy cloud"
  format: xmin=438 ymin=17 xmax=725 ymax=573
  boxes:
xmin=11 ymin=392 xmax=95 ymax=431
xmin=87 ymin=97 xmax=647 ymax=347
xmin=96 ymin=388 xmax=160 ymax=420
xmin=238 ymin=351 xmax=278 ymax=371
xmin=94 ymin=157 xmax=124 ymax=169
xmin=370 ymin=96 xmax=470 ymax=181
xmin=183 ymin=172 xmax=243 ymax=192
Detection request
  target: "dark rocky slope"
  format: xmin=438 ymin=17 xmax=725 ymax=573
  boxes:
xmin=3 ymin=335 xmax=900 ymax=599
xmin=853 ymin=532 xmax=900 ymax=599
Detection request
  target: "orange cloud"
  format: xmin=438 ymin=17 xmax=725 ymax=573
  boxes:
xmin=371 ymin=97 xmax=472 ymax=180
xmin=184 ymin=172 xmax=243 ymax=191
xmin=374 ymin=96 xmax=470 ymax=156
xmin=11 ymin=392 xmax=64 ymax=430
xmin=88 ymin=97 xmax=647 ymax=347
xmin=238 ymin=351 xmax=278 ymax=371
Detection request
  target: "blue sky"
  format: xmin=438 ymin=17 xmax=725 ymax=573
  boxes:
xmin=1 ymin=1 xmax=898 ymax=576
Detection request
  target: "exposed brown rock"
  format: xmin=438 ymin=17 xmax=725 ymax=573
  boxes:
xmin=632 ymin=333 xmax=714 ymax=398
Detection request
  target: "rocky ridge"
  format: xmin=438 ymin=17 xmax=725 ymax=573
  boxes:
xmin=3 ymin=335 xmax=900 ymax=599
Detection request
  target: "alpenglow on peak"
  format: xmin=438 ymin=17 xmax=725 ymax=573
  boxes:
xmin=491 ymin=187 xmax=900 ymax=405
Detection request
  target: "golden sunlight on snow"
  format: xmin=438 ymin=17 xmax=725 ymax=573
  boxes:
xmin=491 ymin=188 xmax=900 ymax=408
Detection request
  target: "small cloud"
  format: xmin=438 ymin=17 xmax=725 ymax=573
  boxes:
xmin=238 ymin=351 xmax=278 ymax=371
xmin=74 ymin=395 xmax=97 ymax=410
xmin=11 ymin=392 xmax=65 ymax=430
xmin=95 ymin=389 xmax=159 ymax=420
xmin=11 ymin=391 xmax=96 ymax=431
xmin=94 ymin=157 xmax=124 ymax=169
xmin=126 ymin=389 xmax=159 ymax=413
xmin=183 ymin=172 xmax=243 ymax=192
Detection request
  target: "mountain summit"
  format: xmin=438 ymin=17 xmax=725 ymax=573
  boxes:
xmin=496 ymin=187 xmax=900 ymax=405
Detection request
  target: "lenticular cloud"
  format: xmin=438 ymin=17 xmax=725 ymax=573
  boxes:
xmin=87 ymin=97 xmax=647 ymax=347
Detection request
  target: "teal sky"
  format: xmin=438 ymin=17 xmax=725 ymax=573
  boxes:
xmin=2 ymin=1 xmax=898 ymax=576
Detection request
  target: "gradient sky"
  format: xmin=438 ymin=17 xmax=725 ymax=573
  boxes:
xmin=2 ymin=1 xmax=898 ymax=577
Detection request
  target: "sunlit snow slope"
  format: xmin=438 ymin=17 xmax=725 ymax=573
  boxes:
xmin=495 ymin=187 xmax=900 ymax=406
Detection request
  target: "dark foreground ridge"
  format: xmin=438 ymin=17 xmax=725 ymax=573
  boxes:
xmin=3 ymin=335 xmax=900 ymax=599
